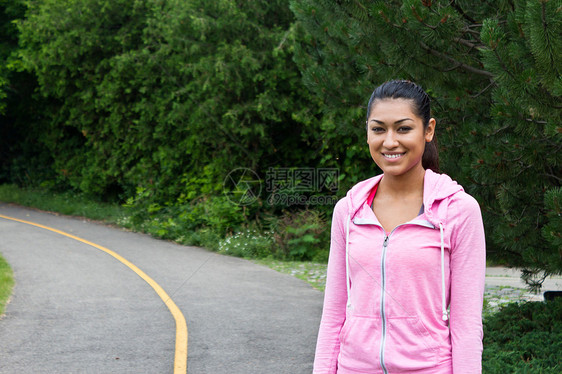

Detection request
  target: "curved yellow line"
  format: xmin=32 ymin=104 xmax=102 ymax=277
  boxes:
xmin=0 ymin=214 xmax=188 ymax=373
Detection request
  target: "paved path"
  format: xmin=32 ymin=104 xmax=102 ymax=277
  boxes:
xmin=485 ymin=266 xmax=562 ymax=292
xmin=483 ymin=266 xmax=562 ymax=310
xmin=0 ymin=204 xmax=323 ymax=373
xmin=2 ymin=204 xmax=561 ymax=373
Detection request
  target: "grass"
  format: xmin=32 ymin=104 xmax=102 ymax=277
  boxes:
xmin=253 ymin=259 xmax=328 ymax=291
xmin=0 ymin=253 xmax=14 ymax=316
xmin=0 ymin=184 xmax=126 ymax=223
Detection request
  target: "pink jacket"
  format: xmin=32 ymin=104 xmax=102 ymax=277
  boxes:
xmin=313 ymin=170 xmax=486 ymax=373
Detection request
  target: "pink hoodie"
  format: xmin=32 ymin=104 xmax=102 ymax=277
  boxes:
xmin=313 ymin=169 xmax=486 ymax=373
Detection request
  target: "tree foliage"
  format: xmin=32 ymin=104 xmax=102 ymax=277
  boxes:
xmin=0 ymin=0 xmax=52 ymax=185
xmin=15 ymin=0 xmax=321 ymax=203
xmin=1 ymin=1 xmax=560 ymax=279
xmin=290 ymin=0 xmax=561 ymax=281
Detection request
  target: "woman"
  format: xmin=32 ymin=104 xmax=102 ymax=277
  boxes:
xmin=313 ymin=80 xmax=486 ymax=373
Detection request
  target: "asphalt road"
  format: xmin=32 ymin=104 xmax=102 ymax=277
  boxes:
xmin=485 ymin=267 xmax=562 ymax=294
xmin=0 ymin=203 xmax=323 ymax=373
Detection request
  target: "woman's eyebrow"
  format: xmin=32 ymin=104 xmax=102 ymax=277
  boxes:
xmin=369 ymin=118 xmax=414 ymax=124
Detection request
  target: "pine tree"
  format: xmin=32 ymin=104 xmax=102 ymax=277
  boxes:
xmin=477 ymin=0 xmax=561 ymax=289
xmin=290 ymin=0 xmax=562 ymax=286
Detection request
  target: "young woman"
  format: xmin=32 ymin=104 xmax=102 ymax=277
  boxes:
xmin=313 ymin=80 xmax=486 ymax=373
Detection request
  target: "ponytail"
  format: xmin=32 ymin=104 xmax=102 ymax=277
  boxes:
xmin=422 ymin=137 xmax=439 ymax=173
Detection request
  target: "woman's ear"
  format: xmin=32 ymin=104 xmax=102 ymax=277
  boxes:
xmin=425 ymin=118 xmax=436 ymax=142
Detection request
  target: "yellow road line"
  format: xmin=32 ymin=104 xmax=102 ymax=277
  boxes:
xmin=0 ymin=214 xmax=188 ymax=374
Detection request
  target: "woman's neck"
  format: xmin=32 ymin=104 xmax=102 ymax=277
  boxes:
xmin=378 ymin=166 xmax=425 ymax=199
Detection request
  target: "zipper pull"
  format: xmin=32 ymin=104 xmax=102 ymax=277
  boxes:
xmin=383 ymin=236 xmax=389 ymax=247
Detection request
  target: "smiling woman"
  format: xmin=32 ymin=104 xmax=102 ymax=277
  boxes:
xmin=313 ymin=80 xmax=486 ymax=374
xmin=0 ymin=253 xmax=14 ymax=316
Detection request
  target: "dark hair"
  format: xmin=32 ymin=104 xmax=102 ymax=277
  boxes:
xmin=366 ymin=80 xmax=439 ymax=173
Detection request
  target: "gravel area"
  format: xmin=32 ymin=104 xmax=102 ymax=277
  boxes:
xmin=256 ymin=260 xmax=549 ymax=318
xmin=483 ymin=284 xmax=542 ymax=317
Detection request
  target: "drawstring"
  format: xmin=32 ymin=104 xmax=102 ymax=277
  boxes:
xmin=345 ymin=214 xmax=351 ymax=308
xmin=439 ymin=223 xmax=449 ymax=321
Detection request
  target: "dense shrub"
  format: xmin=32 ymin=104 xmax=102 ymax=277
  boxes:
xmin=121 ymin=191 xmax=248 ymax=248
xmin=483 ymin=299 xmax=562 ymax=373
xmin=13 ymin=0 xmax=322 ymax=205
xmin=268 ymin=209 xmax=330 ymax=261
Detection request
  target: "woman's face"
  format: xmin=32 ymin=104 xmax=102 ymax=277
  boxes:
xmin=366 ymin=98 xmax=435 ymax=178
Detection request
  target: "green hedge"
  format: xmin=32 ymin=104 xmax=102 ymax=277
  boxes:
xmin=483 ymin=299 xmax=562 ymax=373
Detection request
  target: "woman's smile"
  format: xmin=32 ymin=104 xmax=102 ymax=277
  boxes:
xmin=382 ymin=152 xmax=406 ymax=160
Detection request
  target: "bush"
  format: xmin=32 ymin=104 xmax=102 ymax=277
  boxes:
xmin=218 ymin=229 xmax=274 ymax=259
xmin=124 ymin=188 xmax=247 ymax=238
xmin=483 ymin=299 xmax=562 ymax=373
xmin=269 ymin=209 xmax=330 ymax=261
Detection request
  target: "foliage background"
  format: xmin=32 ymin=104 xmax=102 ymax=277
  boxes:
xmin=1 ymin=2 xmax=561 ymax=370
xmin=0 ymin=0 xmax=560 ymax=278
xmin=289 ymin=0 xmax=561 ymax=285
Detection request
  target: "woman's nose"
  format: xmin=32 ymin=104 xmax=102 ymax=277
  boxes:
xmin=383 ymin=130 xmax=398 ymax=148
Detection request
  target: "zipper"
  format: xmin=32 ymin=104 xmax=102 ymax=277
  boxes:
xmin=379 ymin=235 xmax=389 ymax=374
xmin=351 ymin=217 xmax=436 ymax=373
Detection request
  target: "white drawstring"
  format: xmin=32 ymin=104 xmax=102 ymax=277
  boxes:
xmin=345 ymin=214 xmax=351 ymax=308
xmin=439 ymin=223 xmax=449 ymax=321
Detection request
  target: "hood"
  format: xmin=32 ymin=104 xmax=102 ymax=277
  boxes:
xmin=345 ymin=169 xmax=464 ymax=227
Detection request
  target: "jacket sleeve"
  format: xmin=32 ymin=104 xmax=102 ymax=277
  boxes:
xmin=448 ymin=193 xmax=486 ymax=374
xmin=313 ymin=198 xmax=349 ymax=373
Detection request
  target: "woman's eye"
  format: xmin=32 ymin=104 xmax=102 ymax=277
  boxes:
xmin=398 ymin=126 xmax=412 ymax=132
xmin=371 ymin=127 xmax=384 ymax=133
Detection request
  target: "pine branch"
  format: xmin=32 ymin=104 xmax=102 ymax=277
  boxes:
xmin=482 ymin=0 xmax=498 ymax=10
xmin=513 ymin=165 xmax=533 ymax=178
xmin=487 ymin=124 xmax=510 ymax=136
xmin=187 ymin=96 xmax=255 ymax=161
xmin=453 ymin=37 xmax=484 ymax=50
xmin=419 ymin=41 xmax=494 ymax=78
xmin=276 ymin=28 xmax=291 ymax=50
xmin=540 ymin=2 xmax=560 ymax=77
xmin=418 ymin=18 xmax=437 ymax=30
xmin=450 ymin=0 xmax=476 ymax=24
xmin=524 ymin=118 xmax=548 ymax=125
xmin=544 ymin=173 xmax=562 ymax=183
xmin=441 ymin=62 xmax=463 ymax=72
xmin=470 ymin=81 xmax=495 ymax=98
xmin=489 ymin=246 xmax=524 ymax=261
xmin=353 ymin=0 xmax=367 ymax=14
xmin=492 ymin=49 xmax=516 ymax=80
xmin=461 ymin=25 xmax=482 ymax=38
xmin=492 ymin=46 xmax=562 ymax=110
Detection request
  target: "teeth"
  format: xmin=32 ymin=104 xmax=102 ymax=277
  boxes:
xmin=384 ymin=153 xmax=404 ymax=159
